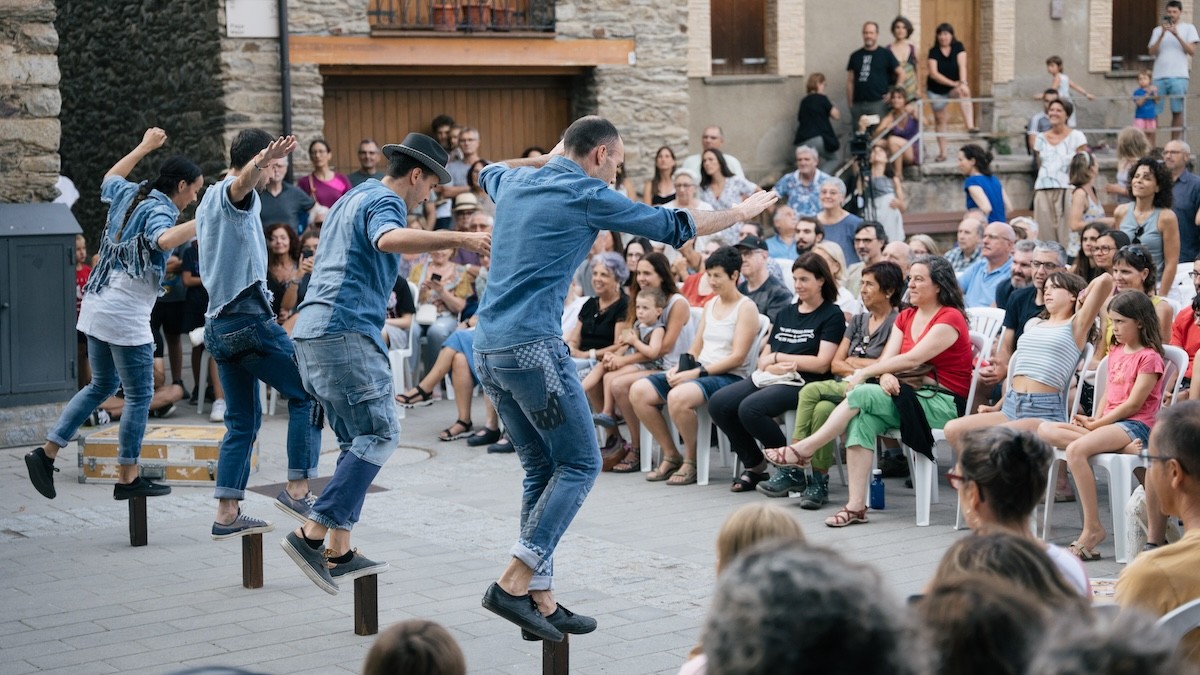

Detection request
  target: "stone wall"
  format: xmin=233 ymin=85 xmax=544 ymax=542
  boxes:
xmin=0 ymin=0 xmax=60 ymax=204
xmin=56 ymin=0 xmax=227 ymax=240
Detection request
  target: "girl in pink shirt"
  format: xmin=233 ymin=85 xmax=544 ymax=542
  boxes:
xmin=1039 ymin=291 xmax=1165 ymax=561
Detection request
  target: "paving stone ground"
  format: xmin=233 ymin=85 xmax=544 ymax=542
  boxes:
xmin=0 ymin=382 xmax=1123 ymax=674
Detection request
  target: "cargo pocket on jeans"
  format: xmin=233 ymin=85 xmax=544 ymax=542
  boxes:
xmin=346 ymin=378 xmax=399 ymax=439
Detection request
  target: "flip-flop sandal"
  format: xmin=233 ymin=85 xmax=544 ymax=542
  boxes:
xmin=646 ymin=456 xmax=683 ymax=482
xmin=396 ymin=385 xmax=434 ymax=408
xmin=1067 ymin=541 xmax=1102 ymax=561
xmin=438 ymin=419 xmax=474 ymax=442
xmin=764 ymin=444 xmax=814 ymax=469
xmin=825 ymin=507 xmax=869 ymax=528
xmin=730 ymin=469 xmax=769 ymax=493
xmin=666 ymin=460 xmax=698 ymax=486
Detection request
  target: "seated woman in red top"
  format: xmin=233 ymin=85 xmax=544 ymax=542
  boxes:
xmin=764 ymin=255 xmax=973 ymax=528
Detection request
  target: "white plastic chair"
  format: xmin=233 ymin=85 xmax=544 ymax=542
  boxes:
xmin=695 ymin=314 xmax=770 ymax=486
xmin=1156 ymin=598 xmax=1200 ymax=645
xmin=966 ymin=306 xmax=1006 ymax=359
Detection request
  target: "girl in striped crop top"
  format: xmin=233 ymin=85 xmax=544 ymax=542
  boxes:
xmin=943 ymin=271 xmax=1113 ymax=452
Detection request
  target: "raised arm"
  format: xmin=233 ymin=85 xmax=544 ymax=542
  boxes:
xmin=105 ymin=128 xmax=167 ymax=181
xmin=228 ymin=135 xmax=297 ymax=205
xmin=1074 ymin=272 xmax=1114 ymax=343
xmin=692 ymin=191 xmax=778 ymax=237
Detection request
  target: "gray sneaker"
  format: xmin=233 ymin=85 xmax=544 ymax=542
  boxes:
xmin=799 ymin=472 xmax=829 ymax=510
xmin=275 ymin=490 xmax=318 ymax=523
xmin=281 ymin=531 xmax=339 ymax=595
xmin=327 ymin=548 xmax=390 ymax=581
xmin=211 ymin=510 xmax=275 ymax=540
xmin=756 ymin=466 xmax=807 ymax=498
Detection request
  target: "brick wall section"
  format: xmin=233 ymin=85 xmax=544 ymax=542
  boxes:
xmin=55 ymin=0 xmax=226 ymax=240
xmin=687 ymin=0 xmax=710 ymax=78
xmin=0 ymin=0 xmax=60 ymax=203
xmin=776 ymin=0 xmax=805 ymax=77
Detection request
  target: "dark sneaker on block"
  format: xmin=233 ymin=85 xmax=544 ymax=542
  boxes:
xmin=482 ymin=582 xmax=563 ymax=642
xmin=756 ymin=466 xmax=806 ymax=498
xmin=211 ymin=510 xmax=275 ymax=540
xmin=327 ymin=549 xmax=390 ymax=581
xmin=521 ymin=604 xmax=597 ymax=641
xmin=25 ymin=447 xmax=59 ymax=499
xmin=113 ymin=476 xmax=171 ymax=500
xmin=281 ymin=531 xmax=338 ymax=595
xmin=149 ymin=403 xmax=176 ymax=419
xmin=274 ymin=490 xmax=318 ymax=523
xmin=799 ymin=472 xmax=829 ymax=510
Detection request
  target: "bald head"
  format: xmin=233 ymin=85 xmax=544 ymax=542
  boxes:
xmin=981 ymin=221 xmax=1016 ymax=265
xmin=882 ymin=241 xmax=912 ymax=275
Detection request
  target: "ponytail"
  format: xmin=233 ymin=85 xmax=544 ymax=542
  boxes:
xmin=113 ymin=154 xmax=201 ymax=243
xmin=114 ymin=181 xmax=153 ymax=243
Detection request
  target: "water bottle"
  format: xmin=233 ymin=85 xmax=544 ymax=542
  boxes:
xmin=869 ymin=469 xmax=885 ymax=510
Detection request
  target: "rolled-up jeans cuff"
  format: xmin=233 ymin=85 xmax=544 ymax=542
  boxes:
xmin=310 ymin=510 xmax=352 ymax=531
xmin=46 ymin=432 xmax=71 ymax=449
xmin=117 ymin=457 xmax=140 ymax=467
xmin=510 ymin=542 xmax=548 ymax=578
xmin=213 ymin=487 xmax=246 ymax=500
xmin=287 ymin=468 xmax=320 ymax=481
xmin=529 ymin=575 xmax=554 ymax=591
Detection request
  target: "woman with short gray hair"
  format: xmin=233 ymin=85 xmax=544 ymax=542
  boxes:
xmin=564 ymin=252 xmax=629 ymax=375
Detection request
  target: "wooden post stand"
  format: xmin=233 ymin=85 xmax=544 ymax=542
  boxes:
xmin=542 ymin=635 xmax=569 ymax=675
xmin=128 ymin=496 xmax=147 ymax=547
xmin=354 ymin=575 xmax=379 ymax=636
xmin=242 ymin=534 xmax=264 ymax=589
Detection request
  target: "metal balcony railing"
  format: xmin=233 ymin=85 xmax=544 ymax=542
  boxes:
xmin=368 ymin=0 xmax=555 ymax=33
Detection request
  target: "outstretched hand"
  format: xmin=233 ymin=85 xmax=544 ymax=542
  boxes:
xmin=460 ymin=231 xmax=492 ymax=255
xmin=262 ymin=135 xmax=298 ymax=162
xmin=738 ymin=190 xmax=780 ymax=221
xmin=141 ymin=128 xmax=168 ymax=151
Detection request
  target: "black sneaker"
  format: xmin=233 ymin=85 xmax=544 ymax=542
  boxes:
xmin=487 ymin=437 xmax=515 ymax=454
xmin=879 ymin=454 xmax=910 ymax=478
xmin=149 ymin=403 xmax=177 ymax=419
xmin=327 ymin=549 xmax=390 ymax=581
xmin=24 ymin=447 xmax=59 ymax=499
xmin=482 ymin=582 xmax=563 ymax=642
xmin=521 ymin=604 xmax=597 ymax=641
xmin=211 ymin=510 xmax=275 ymax=540
xmin=113 ymin=476 xmax=172 ymax=500
xmin=799 ymin=472 xmax=829 ymax=510
xmin=281 ymin=531 xmax=338 ymax=595
xmin=756 ymin=466 xmax=806 ymax=498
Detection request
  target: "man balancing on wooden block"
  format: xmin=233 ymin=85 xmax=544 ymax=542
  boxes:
xmin=195 ymin=130 xmax=324 ymax=541
xmin=282 ymin=133 xmax=490 ymax=594
xmin=472 ymin=116 xmax=777 ymax=641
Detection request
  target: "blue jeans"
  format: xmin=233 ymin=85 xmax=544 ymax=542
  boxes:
xmin=475 ymin=338 xmax=601 ymax=591
xmin=48 ymin=336 xmax=153 ymax=465
xmin=294 ymin=332 xmax=399 ymax=530
xmin=205 ymin=312 xmax=321 ymax=500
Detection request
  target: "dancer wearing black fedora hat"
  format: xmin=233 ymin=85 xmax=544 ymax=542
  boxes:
xmin=472 ymin=116 xmax=777 ymax=641
xmin=282 ymin=132 xmax=490 ymax=593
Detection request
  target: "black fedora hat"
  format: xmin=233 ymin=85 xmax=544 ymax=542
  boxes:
xmin=382 ymin=133 xmax=452 ymax=184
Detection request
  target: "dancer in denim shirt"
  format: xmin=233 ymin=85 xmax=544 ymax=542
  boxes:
xmin=281 ymin=133 xmax=490 ymax=594
xmin=473 ymin=116 xmax=778 ymax=642
xmin=196 ymin=130 xmax=324 ymax=543
xmin=26 ymin=128 xmax=201 ymax=502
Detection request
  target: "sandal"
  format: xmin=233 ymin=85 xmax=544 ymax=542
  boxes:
xmin=396 ymin=385 xmax=434 ymax=408
xmin=764 ymin=443 xmax=815 ymax=469
xmin=730 ymin=469 xmax=769 ymax=493
xmin=646 ymin=455 xmax=683 ymax=482
xmin=934 ymin=154 xmax=947 ymax=163
xmin=825 ymin=507 xmax=869 ymax=528
xmin=1067 ymin=541 xmax=1102 ymax=561
xmin=666 ymin=459 xmax=698 ymax=486
xmin=611 ymin=447 xmax=641 ymax=473
xmin=438 ymin=419 xmax=474 ymax=442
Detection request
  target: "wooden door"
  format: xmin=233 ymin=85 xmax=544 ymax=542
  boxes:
xmin=920 ymin=0 xmax=981 ymax=127
xmin=322 ymin=74 xmax=575 ymax=173
xmin=1112 ymin=0 xmax=1159 ymax=72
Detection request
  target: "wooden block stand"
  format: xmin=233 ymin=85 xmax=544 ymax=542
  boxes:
xmin=542 ymin=636 xmax=569 ymax=674
xmin=242 ymin=534 xmax=264 ymax=589
xmin=128 ymin=496 xmax=147 ymax=547
xmin=355 ymin=575 xmax=379 ymax=636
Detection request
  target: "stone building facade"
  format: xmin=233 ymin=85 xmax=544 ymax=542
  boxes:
xmin=0 ymin=0 xmax=60 ymax=204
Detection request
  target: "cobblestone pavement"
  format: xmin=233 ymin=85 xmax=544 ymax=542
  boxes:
xmin=1 ymin=390 xmax=1123 ymax=674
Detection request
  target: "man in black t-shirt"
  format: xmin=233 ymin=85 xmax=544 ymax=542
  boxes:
xmin=846 ymin=22 xmax=903 ymax=132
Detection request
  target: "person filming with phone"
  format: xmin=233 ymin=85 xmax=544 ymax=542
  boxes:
xmin=1149 ymin=0 xmax=1199 ymax=141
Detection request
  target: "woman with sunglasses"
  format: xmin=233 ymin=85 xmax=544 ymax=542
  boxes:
xmin=1112 ymin=157 xmax=1179 ymax=298
xmin=1108 ymin=245 xmax=1175 ymax=345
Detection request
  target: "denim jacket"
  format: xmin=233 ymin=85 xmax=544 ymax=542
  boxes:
xmin=474 ymin=157 xmax=696 ymax=352
xmin=84 ymin=176 xmax=177 ymax=296
xmin=196 ymin=176 xmax=271 ymax=319
xmin=293 ymin=180 xmax=406 ymax=350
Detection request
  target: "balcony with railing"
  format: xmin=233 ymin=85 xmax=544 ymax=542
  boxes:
xmin=367 ymin=0 xmax=555 ymax=34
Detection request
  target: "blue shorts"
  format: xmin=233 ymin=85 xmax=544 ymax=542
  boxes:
xmin=443 ymin=329 xmax=478 ymax=383
xmin=645 ymin=371 xmax=742 ymax=401
xmin=1000 ymin=388 xmax=1067 ymax=423
xmin=1116 ymin=419 xmax=1151 ymax=447
xmin=1155 ymin=77 xmax=1189 ymax=114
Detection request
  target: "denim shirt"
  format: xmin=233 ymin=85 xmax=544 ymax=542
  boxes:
xmin=84 ymin=176 xmax=177 ymax=296
xmin=196 ymin=176 xmax=270 ymax=319
xmin=474 ymin=156 xmax=696 ymax=352
xmin=293 ymin=180 xmax=405 ymax=350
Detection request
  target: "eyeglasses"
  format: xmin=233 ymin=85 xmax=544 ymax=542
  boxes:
xmin=946 ymin=471 xmax=967 ymax=491
xmin=1188 ymin=271 xmax=1200 ymax=278
xmin=674 ymin=183 xmax=696 ymax=190
xmin=1092 ymin=245 xmax=1116 ymax=254
xmin=1030 ymin=261 xmax=1061 ymax=270
xmin=1137 ymin=450 xmax=1175 ymax=463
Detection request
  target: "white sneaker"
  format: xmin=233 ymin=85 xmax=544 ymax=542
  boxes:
xmin=209 ymin=399 xmax=227 ymax=423
xmin=189 ymin=327 xmax=206 ymax=347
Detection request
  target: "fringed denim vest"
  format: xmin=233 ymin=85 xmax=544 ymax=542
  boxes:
xmin=84 ymin=177 xmax=178 ymax=297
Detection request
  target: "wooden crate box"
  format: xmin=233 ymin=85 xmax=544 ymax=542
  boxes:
xmin=78 ymin=424 xmax=258 ymax=486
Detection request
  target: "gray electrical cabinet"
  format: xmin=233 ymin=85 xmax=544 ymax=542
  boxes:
xmin=0 ymin=204 xmax=82 ymax=408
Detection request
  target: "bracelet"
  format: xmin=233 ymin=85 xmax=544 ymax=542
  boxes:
xmin=253 ymin=161 xmax=263 ymax=171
